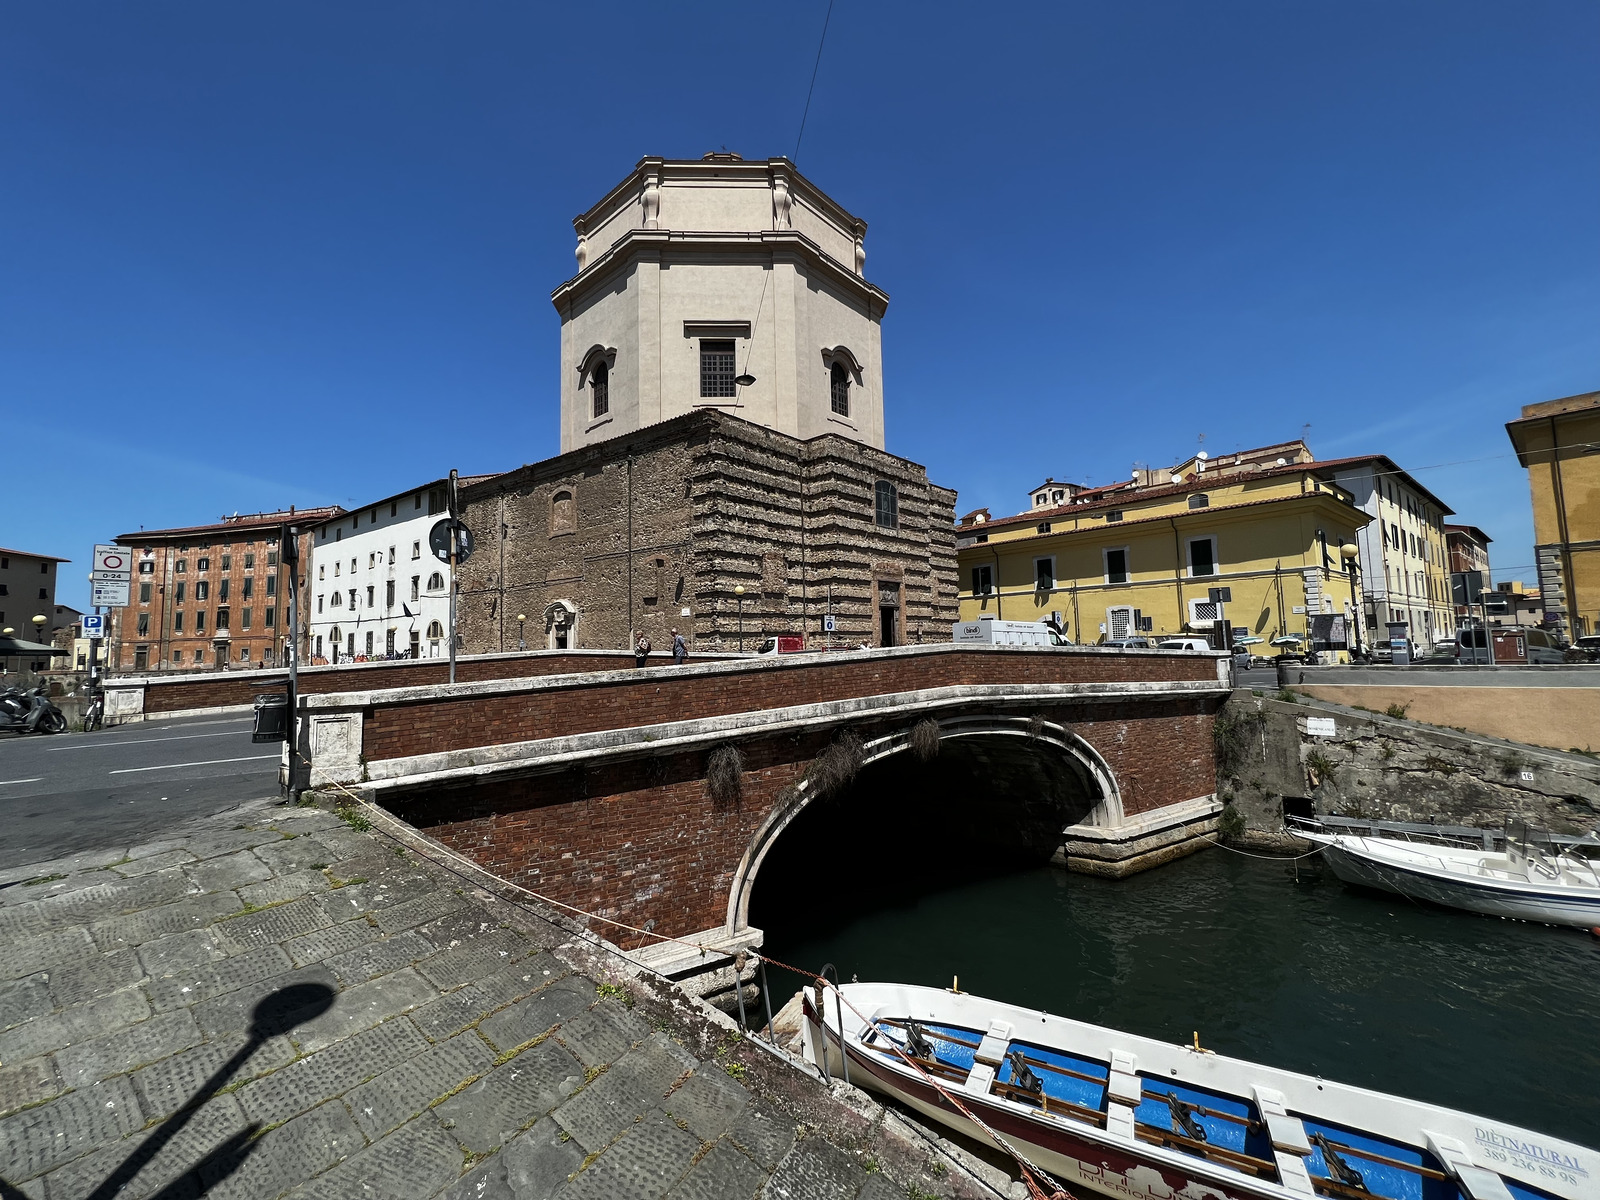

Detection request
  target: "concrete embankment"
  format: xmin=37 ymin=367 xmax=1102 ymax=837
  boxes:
xmin=1215 ymin=688 xmax=1600 ymax=845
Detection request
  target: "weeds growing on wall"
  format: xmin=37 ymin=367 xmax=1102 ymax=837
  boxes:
xmin=909 ymin=719 xmax=941 ymax=762
xmin=1218 ymin=802 xmax=1246 ymax=841
xmin=1026 ymin=713 xmax=1049 ymax=740
xmin=1214 ymin=708 xmax=1266 ymax=779
xmin=1422 ymin=753 xmax=1459 ymax=777
xmin=705 ymin=744 xmax=745 ymax=807
xmin=1384 ymin=702 xmax=1411 ymax=719
xmin=1305 ymin=748 xmax=1338 ymax=785
xmin=805 ymin=731 xmax=865 ymax=800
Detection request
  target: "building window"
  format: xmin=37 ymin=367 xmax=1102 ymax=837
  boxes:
xmin=264 ymin=607 xmax=275 ymax=627
xmin=137 ymin=613 xmax=150 ymax=636
xmin=239 ymin=647 xmax=249 ymax=662
xmin=1187 ymin=536 xmax=1218 ymax=578
xmin=427 ymin=572 xmax=444 ymax=591
xmin=244 ymin=553 xmax=254 ymax=569
xmin=242 ymin=577 xmax=253 ymax=600
xmin=218 ymin=579 xmax=229 ymax=601
xmin=1104 ymin=547 xmax=1130 ymax=585
xmin=215 ymin=608 xmax=230 ymax=629
xmin=365 ymin=631 xmax=374 ymax=656
xmin=1036 ymin=523 xmax=1051 ymax=535
xmin=175 ymin=581 xmax=186 ymax=603
xmin=242 ymin=608 xmax=252 ymax=630
xmin=265 ymin=576 xmax=276 ymax=596
xmin=193 ymin=649 xmax=204 ymax=663
xmin=385 ymin=580 xmax=395 ymax=607
xmin=38 ymin=587 xmax=46 ymax=599
xmin=387 ymin=546 xmax=395 ymax=564
xmin=195 ymin=581 xmax=209 ymax=601
xmin=220 ymin=554 xmax=231 ymax=571
xmin=699 ymin=339 xmax=737 ymax=398
xmin=410 ymin=576 xmax=420 ymax=601
xmin=551 ymin=490 xmax=575 ymax=536
xmin=175 ymin=559 xmax=187 ymax=573
xmin=139 ymin=560 xmax=154 ymax=574
xmin=1034 ymin=557 xmax=1055 ymax=589
xmin=1105 ymin=511 xmax=1123 ymax=523
xmin=971 ymin=564 xmax=994 ymax=595
xmin=830 ymin=362 xmax=850 ymax=416
xmin=367 ymin=586 xmax=375 ymax=608
xmin=428 ymin=487 xmax=446 ymax=515
xmin=132 ymin=646 xmax=147 ymax=670
xmin=348 ymin=589 xmax=356 ymax=610
xmin=874 ymin=481 xmax=899 ymax=529
xmin=591 ymin=360 xmax=609 ymax=417
xmin=412 ymin=541 xmax=421 ymax=559
xmin=195 ymin=611 xmax=206 ymax=633
xmin=1188 ymin=494 xmax=1209 ymax=510
xmin=427 ymin=619 xmax=444 ymax=640
xmin=267 ymin=551 xmax=278 ymax=567
xmin=335 ymin=527 xmax=342 ymax=542
xmin=172 ymin=650 xmax=182 ymax=663
xmin=197 ymin=557 xmax=210 ymax=572
xmin=317 ymin=594 xmax=325 ymax=612
xmin=139 ymin=582 xmax=152 ymax=603
xmin=173 ymin=612 xmax=184 ymax=632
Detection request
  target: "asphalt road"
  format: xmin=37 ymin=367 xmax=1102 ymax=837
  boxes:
xmin=0 ymin=713 xmax=282 ymax=868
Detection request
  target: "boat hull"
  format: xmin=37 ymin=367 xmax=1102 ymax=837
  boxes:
xmin=1316 ymin=842 xmax=1600 ymax=928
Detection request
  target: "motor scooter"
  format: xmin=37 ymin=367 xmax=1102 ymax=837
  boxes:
xmin=0 ymin=687 xmax=68 ymax=734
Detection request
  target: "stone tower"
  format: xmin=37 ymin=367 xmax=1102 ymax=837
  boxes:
xmin=552 ymin=154 xmax=887 ymax=453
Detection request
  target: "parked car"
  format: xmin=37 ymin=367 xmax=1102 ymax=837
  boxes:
xmin=1101 ymin=637 xmax=1151 ymax=649
xmin=755 ymin=636 xmax=806 ymax=655
xmin=1574 ymin=635 xmax=1600 ymax=662
xmin=1156 ymin=637 xmax=1214 ymax=652
xmin=1523 ymin=627 xmax=1566 ymax=664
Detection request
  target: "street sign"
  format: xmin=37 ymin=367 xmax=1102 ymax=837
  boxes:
xmin=92 ymin=579 xmax=131 ymax=607
xmin=93 ymin=545 xmax=133 ymax=575
xmin=823 ymin=614 xmax=837 ymax=632
xmin=429 ymin=519 xmax=474 ymax=564
xmin=91 ymin=570 xmax=132 ymax=582
xmin=82 ymin=614 xmax=106 ymax=638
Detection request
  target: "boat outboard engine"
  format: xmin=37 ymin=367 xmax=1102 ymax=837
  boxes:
xmin=1008 ymin=1049 xmax=1043 ymax=1095
xmin=903 ymin=1021 xmax=938 ymax=1062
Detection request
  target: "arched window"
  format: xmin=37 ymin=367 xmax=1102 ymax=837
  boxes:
xmin=426 ymin=620 xmax=444 ymax=640
xmin=551 ymin=490 xmax=575 ymax=536
xmin=1188 ymin=494 xmax=1210 ymax=510
xmin=426 ymin=572 xmax=444 ymax=591
xmin=875 ymin=481 xmax=899 ymax=529
xmin=591 ymin=361 xmax=609 ymax=418
xmin=830 ymin=362 xmax=850 ymax=416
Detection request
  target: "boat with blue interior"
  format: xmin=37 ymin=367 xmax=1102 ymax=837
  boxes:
xmin=803 ymin=981 xmax=1596 ymax=1200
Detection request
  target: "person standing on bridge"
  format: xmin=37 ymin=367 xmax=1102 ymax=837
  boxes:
xmin=671 ymin=628 xmax=687 ymax=665
xmin=634 ymin=632 xmax=652 ymax=668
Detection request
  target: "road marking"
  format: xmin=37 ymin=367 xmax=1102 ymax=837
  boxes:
xmin=0 ymin=778 xmax=44 ymax=786
xmin=110 ymin=755 xmax=280 ymax=775
xmin=50 ymin=729 xmax=250 ymax=752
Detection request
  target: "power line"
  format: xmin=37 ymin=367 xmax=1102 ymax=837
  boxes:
xmin=792 ymin=0 xmax=836 ymax=163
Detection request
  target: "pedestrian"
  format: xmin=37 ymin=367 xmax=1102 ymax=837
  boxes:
xmin=671 ymin=627 xmax=687 ymax=665
xmin=634 ymin=632 xmax=652 ymax=668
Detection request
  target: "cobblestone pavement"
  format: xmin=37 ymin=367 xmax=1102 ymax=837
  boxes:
xmin=0 ymin=796 xmax=1004 ymax=1199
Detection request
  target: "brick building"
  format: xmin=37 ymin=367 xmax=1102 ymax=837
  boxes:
xmin=110 ymin=508 xmax=342 ymax=672
xmin=457 ymin=410 xmax=957 ymax=653
xmin=458 ymin=152 xmax=959 ymax=652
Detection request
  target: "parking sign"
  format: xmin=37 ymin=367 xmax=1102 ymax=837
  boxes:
xmin=82 ymin=614 xmax=106 ymax=638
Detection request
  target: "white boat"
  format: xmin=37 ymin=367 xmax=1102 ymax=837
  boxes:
xmin=804 ymin=981 xmax=1598 ymax=1200
xmin=1295 ymin=823 xmax=1600 ymax=930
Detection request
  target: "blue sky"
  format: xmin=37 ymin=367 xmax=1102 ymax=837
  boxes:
xmin=5 ymin=2 xmax=1596 ymax=613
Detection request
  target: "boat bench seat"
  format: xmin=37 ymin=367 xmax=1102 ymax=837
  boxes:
xmin=974 ymin=1020 xmax=1015 ymax=1068
xmin=1426 ymin=1132 xmax=1516 ymax=1200
xmin=1253 ymin=1088 xmax=1316 ymax=1196
xmin=1105 ymin=1049 xmax=1141 ymax=1139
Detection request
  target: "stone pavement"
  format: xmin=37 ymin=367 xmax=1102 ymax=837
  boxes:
xmin=0 ymin=796 xmax=1007 ymax=1199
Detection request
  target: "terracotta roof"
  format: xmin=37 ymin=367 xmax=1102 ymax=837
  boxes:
xmin=0 ymin=548 xmax=70 ymax=562
xmin=116 ymin=506 xmax=346 ymax=542
xmin=1444 ymin=523 xmax=1492 ymax=544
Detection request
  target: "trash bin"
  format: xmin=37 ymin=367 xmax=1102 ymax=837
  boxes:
xmin=253 ymin=694 xmax=289 ymax=744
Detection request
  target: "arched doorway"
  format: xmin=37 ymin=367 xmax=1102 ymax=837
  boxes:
xmin=544 ymin=600 xmax=578 ymax=649
xmin=733 ymin=715 xmax=1120 ymax=941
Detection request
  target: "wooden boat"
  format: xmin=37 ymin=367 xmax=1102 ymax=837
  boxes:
xmin=1295 ymin=822 xmax=1600 ymax=930
xmin=803 ymin=981 xmax=1597 ymax=1200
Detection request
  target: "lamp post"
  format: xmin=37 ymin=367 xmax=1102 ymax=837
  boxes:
xmin=734 ymin=585 xmax=746 ymax=652
xmin=516 ymin=614 xmax=527 ymax=652
xmin=1339 ymin=543 xmax=1363 ymax=658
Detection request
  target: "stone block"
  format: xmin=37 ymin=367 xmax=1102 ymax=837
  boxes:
xmin=552 ymin=1061 xmax=658 ymax=1153
xmin=282 ymin=919 xmax=381 ymax=967
xmin=0 ymin=973 xmax=55 ymax=1032
xmin=0 ymin=1076 xmax=143 ymax=1182
xmin=0 ymin=988 xmax=150 ymax=1063
xmin=610 ymin=1031 xmax=698 ymax=1100
xmin=557 ymin=1110 xmax=704 ymax=1200
xmin=55 ymin=1008 xmax=202 ymax=1088
xmin=137 ymin=929 xmax=226 ymax=979
xmin=0 ymin=1056 xmax=63 ymax=1119
xmin=308 ymin=826 xmax=384 ymax=862
xmin=202 ymin=1098 xmax=365 ymax=1200
xmin=47 ymin=948 xmax=147 ymax=1007
xmin=210 ymin=896 xmax=332 ymax=955
xmin=132 ymin=1031 xmax=297 ymax=1119
xmin=370 ymin=889 xmax=472 ymax=936
xmin=180 ymin=826 xmax=287 ymax=861
xmin=0 ymin=902 xmax=52 ymax=948
xmin=235 ymin=1016 xmax=430 ymax=1127
xmin=145 ymin=944 xmax=294 ymax=1013
xmin=237 ymin=868 xmax=330 ymax=909
xmin=344 ymin=1031 xmax=496 ymax=1140
xmin=252 ymin=837 xmax=334 ymax=877
xmin=191 ymin=964 xmax=338 ymax=1039
xmin=554 ymin=1000 xmax=652 ymax=1069
xmin=1 ymin=928 xmax=94 ymax=981
xmin=433 ymin=1038 xmax=584 ymax=1153
xmin=725 ymin=1100 xmax=797 ymax=1172
xmin=477 ymin=975 xmax=595 ymax=1053
xmin=289 ymin=967 xmax=437 ymax=1055
xmin=282 ymin=1113 xmax=462 ymax=1200
xmin=90 ymin=893 xmax=242 ymax=952
xmin=436 ymin=1116 xmax=585 ymax=1200
xmin=413 ymin=929 xmax=528 ymax=991
xmin=184 ymin=850 xmax=272 ymax=894
xmin=665 ymin=1069 xmax=750 ymax=1143
xmin=321 ymin=929 xmax=434 ymax=987
xmin=111 ymin=849 xmax=196 ymax=877
xmin=664 ymin=1137 xmax=767 ymax=1200
xmin=38 ymin=1093 xmax=246 ymax=1200
xmin=762 ymin=1138 xmax=867 ymax=1200
xmin=414 ymin=905 xmax=509 ymax=950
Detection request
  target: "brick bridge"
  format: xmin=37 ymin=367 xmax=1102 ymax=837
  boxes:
xmin=287 ymin=645 xmax=1231 ymax=1003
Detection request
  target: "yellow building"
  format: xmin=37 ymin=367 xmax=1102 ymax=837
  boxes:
xmin=1506 ymin=389 xmax=1600 ymax=638
xmin=957 ymin=457 xmax=1372 ymax=657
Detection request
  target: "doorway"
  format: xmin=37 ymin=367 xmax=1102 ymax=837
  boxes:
xmin=879 ymin=605 xmax=898 ymax=647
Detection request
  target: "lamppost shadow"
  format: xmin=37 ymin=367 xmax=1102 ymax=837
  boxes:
xmin=0 ymin=982 xmax=337 ymax=1200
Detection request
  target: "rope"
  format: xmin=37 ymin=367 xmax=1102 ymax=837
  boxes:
xmin=1203 ymin=835 xmax=1326 ymax=862
xmin=323 ymin=781 xmax=1074 ymax=1198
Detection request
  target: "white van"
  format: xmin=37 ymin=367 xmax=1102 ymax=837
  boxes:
xmin=1156 ymin=637 xmax=1214 ymax=652
xmin=952 ymin=618 xmax=1070 ymax=647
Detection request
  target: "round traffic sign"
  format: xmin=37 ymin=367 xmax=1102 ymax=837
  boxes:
xmin=99 ymin=552 xmax=128 ymax=571
xmin=429 ymin=519 xmax=475 ymax=565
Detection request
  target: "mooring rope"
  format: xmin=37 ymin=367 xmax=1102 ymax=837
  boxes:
xmin=323 ymin=781 xmax=1075 ymax=1198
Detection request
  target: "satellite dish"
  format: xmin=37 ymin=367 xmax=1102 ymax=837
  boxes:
xmin=1196 ymin=451 xmax=1208 ymax=460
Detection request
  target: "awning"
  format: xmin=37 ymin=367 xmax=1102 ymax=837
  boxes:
xmin=0 ymin=637 xmax=69 ymax=655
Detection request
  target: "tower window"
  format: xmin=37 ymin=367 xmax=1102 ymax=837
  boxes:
xmin=591 ymin=361 xmax=609 ymax=418
xmin=830 ymin=362 xmax=850 ymax=416
xmin=699 ymin=340 xmax=736 ymax=398
xmin=874 ymin=481 xmax=899 ymax=529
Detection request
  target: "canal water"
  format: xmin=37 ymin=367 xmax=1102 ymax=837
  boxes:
xmin=756 ymin=846 xmax=1600 ymax=1149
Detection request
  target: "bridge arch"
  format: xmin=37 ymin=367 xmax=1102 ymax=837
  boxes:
xmin=726 ymin=714 xmax=1123 ymax=935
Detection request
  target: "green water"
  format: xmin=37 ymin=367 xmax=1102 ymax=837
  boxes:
xmin=757 ymin=848 xmax=1600 ymax=1149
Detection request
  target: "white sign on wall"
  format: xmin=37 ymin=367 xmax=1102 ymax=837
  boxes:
xmin=1299 ymin=715 xmax=1337 ymax=738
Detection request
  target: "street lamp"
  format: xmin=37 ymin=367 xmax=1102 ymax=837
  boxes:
xmin=516 ymin=614 xmax=527 ymax=652
xmin=32 ymin=614 xmax=48 ymax=641
xmin=1339 ymin=543 xmax=1363 ymax=658
xmin=733 ymin=585 xmax=746 ymax=652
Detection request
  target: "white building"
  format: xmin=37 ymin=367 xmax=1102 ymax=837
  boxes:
xmin=554 ymin=153 xmax=888 ymax=453
xmin=307 ymin=477 xmax=494 ymax=663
